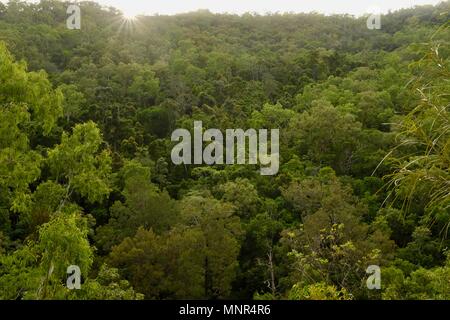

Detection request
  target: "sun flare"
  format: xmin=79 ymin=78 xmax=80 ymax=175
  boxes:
xmin=116 ymin=10 xmax=142 ymax=34
xmin=122 ymin=13 xmax=137 ymax=21
xmin=121 ymin=8 xmax=139 ymax=21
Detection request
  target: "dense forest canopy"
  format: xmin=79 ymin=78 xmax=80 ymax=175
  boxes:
xmin=0 ymin=0 xmax=449 ymax=300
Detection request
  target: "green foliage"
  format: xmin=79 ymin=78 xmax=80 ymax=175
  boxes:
xmin=47 ymin=121 xmax=112 ymax=203
xmin=288 ymin=104 xmax=362 ymax=174
xmin=280 ymin=169 xmax=395 ymax=297
xmin=71 ymin=264 xmax=144 ymax=300
xmin=95 ymin=160 xmax=177 ymax=251
xmin=288 ymin=282 xmax=352 ymax=300
xmin=0 ymin=211 xmax=92 ymax=299
xmin=0 ymin=41 xmax=62 ymax=214
xmin=383 ymin=254 xmax=450 ymax=299
xmin=108 ymin=194 xmax=241 ymax=299
xmin=386 ymin=24 xmax=450 ymax=234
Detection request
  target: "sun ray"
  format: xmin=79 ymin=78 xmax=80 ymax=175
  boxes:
xmin=109 ymin=11 xmax=145 ymax=36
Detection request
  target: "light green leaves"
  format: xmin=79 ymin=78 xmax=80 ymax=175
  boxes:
xmin=38 ymin=212 xmax=93 ymax=283
xmin=0 ymin=42 xmax=63 ymax=135
xmin=0 ymin=42 xmax=62 ymax=214
xmin=47 ymin=121 xmax=112 ymax=204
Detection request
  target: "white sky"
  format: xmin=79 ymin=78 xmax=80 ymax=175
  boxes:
xmin=93 ymin=0 xmax=443 ymax=17
xmin=1 ymin=0 xmax=444 ymax=17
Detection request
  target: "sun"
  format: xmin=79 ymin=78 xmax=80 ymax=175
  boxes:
xmin=121 ymin=8 xmax=138 ymax=21
xmin=115 ymin=9 xmax=143 ymax=34
xmin=122 ymin=12 xmax=137 ymax=21
xmin=111 ymin=7 xmax=145 ymax=35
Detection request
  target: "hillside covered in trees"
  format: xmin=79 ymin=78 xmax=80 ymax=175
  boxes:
xmin=0 ymin=0 xmax=449 ymax=300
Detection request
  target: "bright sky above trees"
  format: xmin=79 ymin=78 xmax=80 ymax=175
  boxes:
xmin=2 ymin=0 xmax=443 ymax=17
xmin=90 ymin=0 xmax=442 ymax=17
